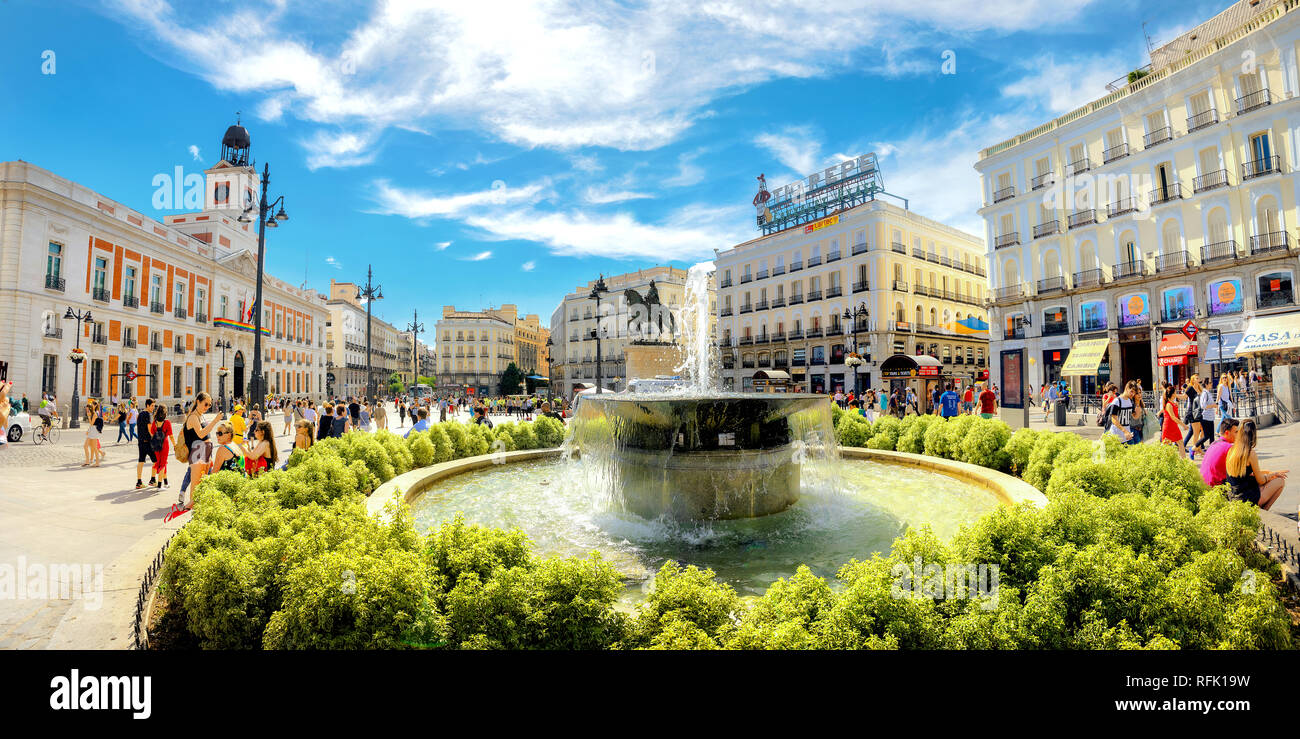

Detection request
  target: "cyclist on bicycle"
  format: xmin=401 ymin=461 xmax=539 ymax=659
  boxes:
xmin=37 ymin=396 xmax=56 ymax=437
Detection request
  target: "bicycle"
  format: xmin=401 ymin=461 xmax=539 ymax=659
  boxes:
xmin=33 ymin=417 xmax=59 ymax=444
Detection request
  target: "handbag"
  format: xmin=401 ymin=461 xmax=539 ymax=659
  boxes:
xmin=1140 ymin=407 xmax=1159 ymax=440
xmin=174 ymin=418 xmax=191 ymax=463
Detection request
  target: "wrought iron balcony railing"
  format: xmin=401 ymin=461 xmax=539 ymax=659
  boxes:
xmin=1186 ymin=108 xmax=1219 ymax=132
xmin=1242 ymin=155 xmax=1281 ymax=180
xmin=1236 ymin=88 xmax=1271 ymax=114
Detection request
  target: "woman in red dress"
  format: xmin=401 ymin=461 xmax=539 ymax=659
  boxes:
xmin=243 ymin=420 xmax=277 ymax=477
xmin=1160 ymin=385 xmax=1187 ymax=458
xmin=150 ymin=406 xmax=173 ymax=487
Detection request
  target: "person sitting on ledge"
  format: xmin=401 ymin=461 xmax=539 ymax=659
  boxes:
xmin=1199 ymin=417 xmax=1238 ymax=488
xmin=1224 ymin=419 xmax=1287 ymax=510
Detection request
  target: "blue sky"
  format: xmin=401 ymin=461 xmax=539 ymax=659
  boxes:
xmin=0 ymin=0 xmax=1231 ymax=324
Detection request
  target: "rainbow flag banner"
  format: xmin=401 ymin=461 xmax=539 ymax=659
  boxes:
xmin=213 ymin=317 xmax=271 ymax=336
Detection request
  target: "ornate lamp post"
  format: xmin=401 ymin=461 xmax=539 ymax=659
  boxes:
xmin=405 ymin=308 xmax=424 ymax=393
xmin=357 ymin=265 xmax=383 ymax=400
xmin=236 ymin=162 xmax=289 ymax=411
xmin=214 ymin=339 xmax=232 ymax=412
xmin=589 ymin=275 xmax=608 ymax=394
xmin=63 ymin=307 xmax=92 ymax=428
xmin=842 ymin=303 xmax=869 ymax=397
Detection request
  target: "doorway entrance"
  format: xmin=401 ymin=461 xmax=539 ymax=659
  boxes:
xmin=1120 ymin=340 xmax=1152 ymax=390
xmin=233 ymin=351 xmax=245 ymax=402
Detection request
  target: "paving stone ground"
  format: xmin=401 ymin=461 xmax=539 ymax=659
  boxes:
xmin=2 ymin=402 xmax=1295 ymax=649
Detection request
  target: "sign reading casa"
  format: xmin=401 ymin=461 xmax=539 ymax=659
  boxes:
xmin=1236 ymin=313 xmax=1300 ymax=354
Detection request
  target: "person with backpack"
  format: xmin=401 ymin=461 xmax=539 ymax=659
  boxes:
xmin=149 ymin=406 xmax=174 ymax=488
xmin=1105 ymin=381 xmax=1142 ymax=444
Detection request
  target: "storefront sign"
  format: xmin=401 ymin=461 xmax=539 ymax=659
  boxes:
xmin=1157 ymin=329 xmax=1197 ymax=363
xmin=802 ymin=215 xmax=840 ymax=234
xmin=1237 ymin=313 xmax=1300 ymax=354
xmin=1209 ymin=278 xmax=1244 ymax=315
xmin=1118 ymin=293 xmax=1149 ymax=328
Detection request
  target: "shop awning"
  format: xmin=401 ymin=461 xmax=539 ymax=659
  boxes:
xmin=1202 ymin=332 xmax=1243 ymax=363
xmin=880 ymin=353 xmax=944 ymax=379
xmin=752 ymin=370 xmax=791 ymax=381
xmin=1236 ymin=313 xmax=1300 ymax=354
xmin=1059 ymin=338 xmax=1109 ymax=377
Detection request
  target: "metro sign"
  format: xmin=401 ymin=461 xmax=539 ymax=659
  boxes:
xmin=1181 ymin=320 xmax=1198 ymax=341
xmin=126 ymin=370 xmax=138 ymax=381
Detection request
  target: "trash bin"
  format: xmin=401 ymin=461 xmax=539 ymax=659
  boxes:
xmin=1054 ymin=400 xmax=1067 ymax=426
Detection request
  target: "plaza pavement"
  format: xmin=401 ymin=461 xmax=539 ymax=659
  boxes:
xmin=1 ymin=401 xmax=1295 ymax=649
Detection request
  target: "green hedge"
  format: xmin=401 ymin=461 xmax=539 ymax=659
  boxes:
xmin=159 ymin=412 xmax=1292 ymax=650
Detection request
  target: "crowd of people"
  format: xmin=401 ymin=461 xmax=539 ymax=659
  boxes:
xmin=835 ymin=381 xmax=1001 ymax=422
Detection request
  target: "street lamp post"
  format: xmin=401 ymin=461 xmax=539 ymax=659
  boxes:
xmin=215 ymin=339 xmax=232 ymax=412
xmin=63 ymin=307 xmax=92 ymax=428
xmin=357 ymin=265 xmax=383 ymax=400
xmin=544 ymin=336 xmax=554 ymax=402
xmin=406 ymin=309 xmax=424 ymax=393
xmin=842 ymin=303 xmax=870 ymax=397
xmin=589 ymin=275 xmax=608 ymax=394
xmin=236 ymin=162 xmax=289 ymax=411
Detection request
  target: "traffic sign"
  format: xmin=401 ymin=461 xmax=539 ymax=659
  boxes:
xmin=126 ymin=370 xmax=138 ymax=381
xmin=1181 ymin=320 xmax=1198 ymax=341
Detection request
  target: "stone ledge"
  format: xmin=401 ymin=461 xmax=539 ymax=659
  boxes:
xmin=838 ymin=447 xmax=1049 ymax=508
xmin=366 ymin=448 xmax=563 ymax=519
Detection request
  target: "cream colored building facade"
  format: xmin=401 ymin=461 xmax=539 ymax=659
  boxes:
xmin=0 ymin=142 xmax=328 ymax=417
xmin=549 ymin=266 xmax=711 ymax=397
xmin=435 ymin=305 xmax=517 ymax=395
xmin=977 ymin=0 xmax=1300 ymax=400
xmin=716 ymin=199 xmax=988 ymax=394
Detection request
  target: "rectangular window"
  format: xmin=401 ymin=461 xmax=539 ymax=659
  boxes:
xmin=42 ymin=354 xmax=57 ymax=394
xmin=124 ymin=267 xmax=137 ymax=300
xmin=173 ymin=366 xmax=183 ymax=397
xmin=47 ymin=242 xmax=63 ymax=278
xmin=149 ymin=275 xmax=162 ymax=306
xmin=148 ymin=365 xmax=159 ymax=398
xmin=90 ymin=359 xmax=103 ymax=396
xmin=1250 ymin=132 xmax=1272 ymax=163
xmin=175 ymin=281 xmax=185 ymax=308
xmin=93 ymin=257 xmax=108 ymax=292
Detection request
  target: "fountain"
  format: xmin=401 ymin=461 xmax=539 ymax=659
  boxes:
xmin=570 ymin=262 xmax=835 ymax=521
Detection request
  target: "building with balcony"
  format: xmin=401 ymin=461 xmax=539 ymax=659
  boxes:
xmin=435 ymin=304 xmax=521 ymax=396
xmin=2 ymin=122 xmax=327 ymax=412
xmin=548 ymin=266 xmax=711 ymax=397
xmin=716 ymin=190 xmax=989 ymax=394
xmin=977 ymin=0 xmax=1300 ymax=397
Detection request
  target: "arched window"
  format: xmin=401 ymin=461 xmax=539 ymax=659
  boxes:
xmin=1256 ymin=195 xmax=1280 ymax=236
xmin=1043 ymin=250 xmax=1062 ymax=279
xmin=1161 ymin=219 xmax=1182 ymax=254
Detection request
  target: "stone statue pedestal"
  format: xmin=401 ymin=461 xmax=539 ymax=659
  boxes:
xmin=624 ymin=342 xmax=682 ymax=381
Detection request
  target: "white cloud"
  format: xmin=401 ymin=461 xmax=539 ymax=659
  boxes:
xmin=110 ymin=0 xmax=1103 ymax=161
xmin=581 ymin=185 xmax=654 ymax=204
xmin=461 ymin=250 xmax=493 ymax=261
xmin=188 ymin=144 xmax=202 ymax=161
xmin=434 ymin=241 xmax=452 ymax=251
xmin=754 ymin=125 xmax=822 ymax=177
xmin=302 ymin=129 xmax=381 ymax=170
xmin=521 ymin=260 xmax=536 ymax=271
xmin=370 ymin=180 xmax=547 ymax=219
xmin=323 ymin=256 xmax=343 ymax=270
xmin=1000 ymin=53 xmax=1138 ymax=115
xmin=463 ymin=202 xmax=751 ymax=262
xmin=662 ymin=149 xmax=707 ymax=187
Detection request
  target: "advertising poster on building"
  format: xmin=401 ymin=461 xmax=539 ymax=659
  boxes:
xmin=1208 ymin=278 xmax=1243 ymax=315
xmin=1079 ymin=300 xmax=1107 ymax=331
xmin=1162 ymin=286 xmax=1194 ymax=319
xmin=1118 ymin=293 xmax=1149 ymax=327
xmin=1000 ymin=349 xmax=1024 ymax=408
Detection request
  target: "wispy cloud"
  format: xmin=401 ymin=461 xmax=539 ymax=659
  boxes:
xmin=754 ymin=125 xmax=823 ymax=176
xmin=434 ymin=241 xmax=452 ymax=251
xmin=370 ymin=180 xmax=547 ymax=219
xmin=187 ymin=144 xmax=202 ymax=161
xmin=521 ymin=260 xmax=536 ymax=272
xmin=461 ymin=250 xmax=493 ymax=262
xmin=999 ymin=53 xmax=1137 ymax=116
xmin=324 ymin=256 xmax=343 ymax=270
xmin=112 ymin=0 xmax=1102 ymax=161
xmin=662 ymin=148 xmax=707 ymax=188
xmin=581 ymin=185 xmax=653 ymax=204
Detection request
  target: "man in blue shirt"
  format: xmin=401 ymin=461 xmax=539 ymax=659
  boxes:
xmin=939 ymin=383 xmax=961 ymax=420
xmin=404 ymin=407 xmax=431 ymax=438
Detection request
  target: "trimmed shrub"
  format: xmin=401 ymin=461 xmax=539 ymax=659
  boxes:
xmin=1004 ymin=428 xmax=1040 ymax=476
xmin=865 ymin=416 xmax=902 ymax=450
xmin=959 ymin=418 xmax=1011 ymax=471
xmin=899 ymin=415 xmax=942 ymax=455
xmin=835 ymin=413 xmax=873 ymax=448
xmin=407 ymin=432 xmax=435 ymax=468
xmin=533 ymin=416 xmax=567 ymax=448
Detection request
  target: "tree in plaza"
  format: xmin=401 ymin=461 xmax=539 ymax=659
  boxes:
xmin=388 ymin=372 xmax=403 ymax=395
xmin=417 ymin=376 xmax=437 ymax=387
xmin=498 ymin=362 xmax=525 ymax=397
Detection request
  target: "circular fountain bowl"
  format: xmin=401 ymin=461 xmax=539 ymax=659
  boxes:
xmin=574 ymin=393 xmax=832 ymax=521
xmin=399 ymin=451 xmax=1037 ymax=597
